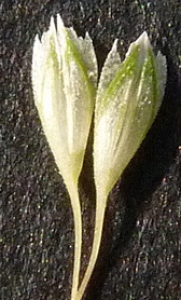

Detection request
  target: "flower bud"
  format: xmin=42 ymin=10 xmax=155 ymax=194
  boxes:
xmin=94 ymin=32 xmax=167 ymax=197
xmin=32 ymin=15 xmax=98 ymax=187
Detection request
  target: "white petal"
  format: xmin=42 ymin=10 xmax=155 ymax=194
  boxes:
xmin=96 ymin=39 xmax=121 ymax=108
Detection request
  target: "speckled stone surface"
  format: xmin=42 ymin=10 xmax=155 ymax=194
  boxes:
xmin=1 ymin=1 xmax=181 ymax=299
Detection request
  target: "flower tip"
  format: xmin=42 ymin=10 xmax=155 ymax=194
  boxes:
xmin=126 ymin=31 xmax=152 ymax=59
xmin=126 ymin=31 xmax=150 ymax=57
xmin=135 ymin=31 xmax=151 ymax=49
xmin=49 ymin=16 xmax=57 ymax=36
xmin=57 ymin=13 xmax=65 ymax=30
xmin=32 ymin=34 xmax=42 ymax=60
xmin=85 ymin=31 xmax=91 ymax=40
xmin=34 ymin=34 xmax=40 ymax=45
xmin=138 ymin=31 xmax=148 ymax=41
xmin=112 ymin=38 xmax=118 ymax=51
xmin=56 ymin=13 xmax=67 ymax=49
xmin=50 ymin=16 xmax=54 ymax=27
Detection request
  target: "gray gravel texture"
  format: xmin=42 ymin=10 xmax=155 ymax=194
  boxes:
xmin=1 ymin=0 xmax=181 ymax=299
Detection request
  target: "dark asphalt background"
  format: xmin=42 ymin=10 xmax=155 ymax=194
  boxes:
xmin=1 ymin=0 xmax=181 ymax=299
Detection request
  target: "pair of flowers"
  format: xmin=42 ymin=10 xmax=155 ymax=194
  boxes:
xmin=32 ymin=14 xmax=166 ymax=300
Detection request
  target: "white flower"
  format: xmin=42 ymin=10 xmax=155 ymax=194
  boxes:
xmin=77 ymin=32 xmax=167 ymax=300
xmin=31 ymin=15 xmax=98 ymax=300
xmin=32 ymin=15 xmax=98 ymax=188
xmin=94 ymin=32 xmax=167 ymax=198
